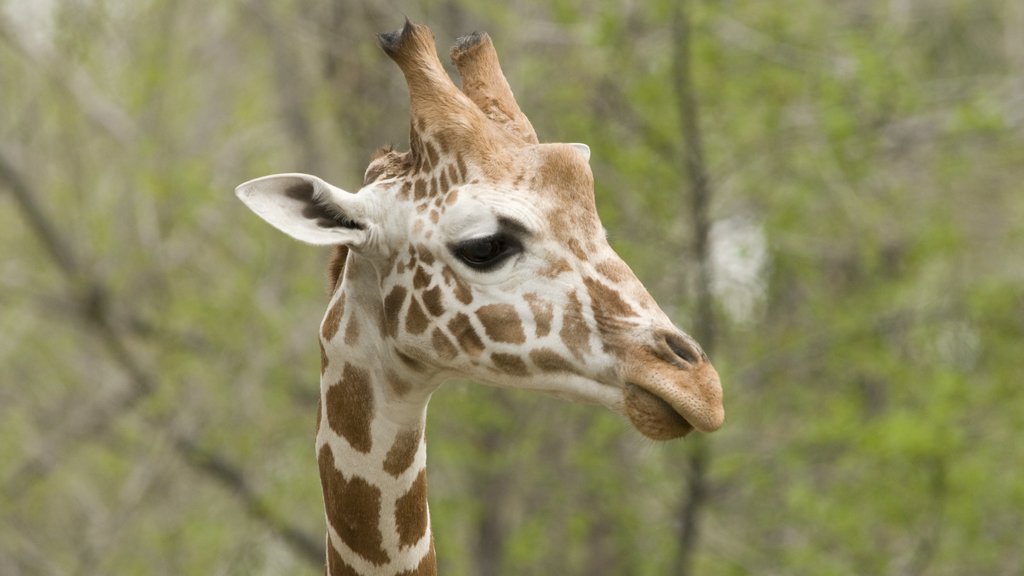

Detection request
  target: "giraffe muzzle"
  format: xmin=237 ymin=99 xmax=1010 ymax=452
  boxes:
xmin=622 ymin=331 xmax=724 ymax=440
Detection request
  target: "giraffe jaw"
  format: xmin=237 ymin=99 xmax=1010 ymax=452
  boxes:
xmin=623 ymin=383 xmax=695 ymax=440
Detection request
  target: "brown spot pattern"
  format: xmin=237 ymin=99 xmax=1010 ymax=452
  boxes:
xmin=327 ymin=246 xmax=349 ymax=295
xmin=416 ymin=245 xmax=436 ymax=266
xmin=596 ymin=258 xmax=633 ymax=283
xmin=406 ymin=297 xmax=429 ymax=335
xmin=344 ymin=315 xmax=360 ymax=346
xmin=448 ymin=313 xmax=484 ymax=357
xmin=541 ymin=257 xmax=572 ymax=278
xmin=322 ymin=293 xmax=346 ymax=341
xmin=384 ymin=428 xmax=423 ymax=477
xmin=422 ymin=286 xmax=445 ymax=317
xmin=441 ymin=266 xmax=473 ymax=304
xmin=560 ymin=291 xmax=591 ymax=359
xmin=475 ymin=303 xmax=526 ymax=344
xmin=413 ymin=266 xmax=430 ymax=290
xmin=318 ymin=446 xmax=390 ymax=566
xmin=530 ymin=348 xmax=574 ymax=372
xmin=567 ymin=238 xmax=588 ymax=260
xmin=425 ymin=141 xmax=439 ymax=168
xmin=386 ymin=370 xmax=412 ymax=397
xmin=583 ymin=276 xmax=636 ymax=318
xmin=320 ymin=341 xmax=329 ymax=375
xmin=395 ymin=469 xmax=429 ymax=548
xmin=524 ymin=293 xmax=553 ymax=337
xmin=431 ymin=328 xmax=458 ymax=361
xmin=325 ymin=364 xmax=375 ymax=454
xmin=384 ymin=286 xmax=407 ymax=338
xmin=492 ymin=353 xmax=528 ymax=376
xmin=395 ymin=350 xmax=425 ymax=373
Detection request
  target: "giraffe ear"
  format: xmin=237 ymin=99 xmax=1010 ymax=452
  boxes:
xmin=235 ymin=173 xmax=368 ymax=246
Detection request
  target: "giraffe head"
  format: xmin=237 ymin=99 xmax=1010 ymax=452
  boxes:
xmin=236 ymin=21 xmax=724 ymax=439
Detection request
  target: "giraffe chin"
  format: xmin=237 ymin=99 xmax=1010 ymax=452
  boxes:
xmin=624 ymin=383 xmax=694 ymax=440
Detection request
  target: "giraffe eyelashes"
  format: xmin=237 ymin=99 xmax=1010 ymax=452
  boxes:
xmin=450 ymin=233 xmax=523 ymax=271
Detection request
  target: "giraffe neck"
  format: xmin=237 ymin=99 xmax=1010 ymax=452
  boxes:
xmin=318 ymin=253 xmax=438 ymax=576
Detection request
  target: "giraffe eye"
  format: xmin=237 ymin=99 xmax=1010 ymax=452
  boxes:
xmin=451 ymin=234 xmax=522 ymax=271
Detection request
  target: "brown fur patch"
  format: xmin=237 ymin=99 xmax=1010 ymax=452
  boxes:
xmin=328 ymin=246 xmax=349 ymax=295
xmin=431 ymin=328 xmax=458 ymax=361
xmin=566 ymin=238 xmax=589 ymax=260
xmin=422 ymin=286 xmax=445 ymax=317
xmin=386 ymin=370 xmax=412 ymax=397
xmin=318 ymin=446 xmax=390 ymax=566
xmin=447 ymin=164 xmax=458 ymax=188
xmin=596 ymin=258 xmax=633 ymax=284
xmin=445 ymin=188 xmax=459 ymax=205
xmin=530 ymin=348 xmax=574 ymax=372
xmin=413 ymin=266 xmax=430 ymax=290
xmin=397 ymin=350 xmax=427 ymax=372
xmin=384 ymin=286 xmax=408 ymax=338
xmin=322 ymin=293 xmax=346 ymax=341
xmin=325 ymin=364 xmax=375 ymax=453
xmin=448 ymin=313 xmax=484 ymax=357
xmin=560 ymin=291 xmax=591 ymax=359
xmin=344 ymin=315 xmax=361 ymax=346
xmin=395 ymin=469 xmax=430 ymax=547
xmin=320 ymin=341 xmax=329 ymax=375
xmin=475 ymin=303 xmax=526 ymax=344
xmin=441 ymin=266 xmax=473 ymax=304
xmin=406 ymin=297 xmax=429 ymax=335
xmin=583 ymin=276 xmax=637 ymax=318
xmin=414 ymin=179 xmax=427 ymax=200
xmin=491 ymin=353 xmax=528 ymax=376
xmin=536 ymin=145 xmax=596 ymax=212
xmin=439 ymin=170 xmax=449 ymax=193
xmin=384 ymin=428 xmax=423 ymax=477
xmin=416 ymin=244 xmax=436 ymax=266
xmin=524 ymin=293 xmax=553 ymax=337
xmin=424 ymin=141 xmax=439 ymax=169
xmin=541 ymin=256 xmax=572 ymax=278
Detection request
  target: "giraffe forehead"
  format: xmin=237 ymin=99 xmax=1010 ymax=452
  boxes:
xmin=438 ymin=184 xmax=543 ymax=239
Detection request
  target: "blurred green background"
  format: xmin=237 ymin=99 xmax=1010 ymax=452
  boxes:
xmin=1 ymin=0 xmax=1022 ymax=574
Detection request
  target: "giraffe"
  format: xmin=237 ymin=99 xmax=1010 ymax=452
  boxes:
xmin=235 ymin=21 xmax=724 ymax=576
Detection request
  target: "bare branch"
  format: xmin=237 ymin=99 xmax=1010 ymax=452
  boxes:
xmin=670 ymin=3 xmax=717 ymax=575
xmin=0 ymin=146 xmax=323 ymax=568
xmin=0 ymin=12 xmax=137 ymax=145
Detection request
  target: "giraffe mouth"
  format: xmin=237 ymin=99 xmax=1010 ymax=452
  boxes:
xmin=623 ymin=383 xmax=694 ymax=440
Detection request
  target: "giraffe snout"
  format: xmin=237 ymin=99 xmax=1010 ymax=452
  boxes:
xmin=621 ymin=330 xmax=724 ymax=440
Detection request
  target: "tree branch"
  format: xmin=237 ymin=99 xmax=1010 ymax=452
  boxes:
xmin=0 ymin=12 xmax=137 ymax=145
xmin=670 ymin=2 xmax=717 ymax=575
xmin=0 ymin=147 xmax=324 ymax=568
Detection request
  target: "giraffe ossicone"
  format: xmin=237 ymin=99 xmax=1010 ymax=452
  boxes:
xmin=236 ymin=20 xmax=724 ymax=576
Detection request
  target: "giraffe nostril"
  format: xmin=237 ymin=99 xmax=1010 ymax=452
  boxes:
xmin=663 ymin=332 xmax=702 ymax=366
